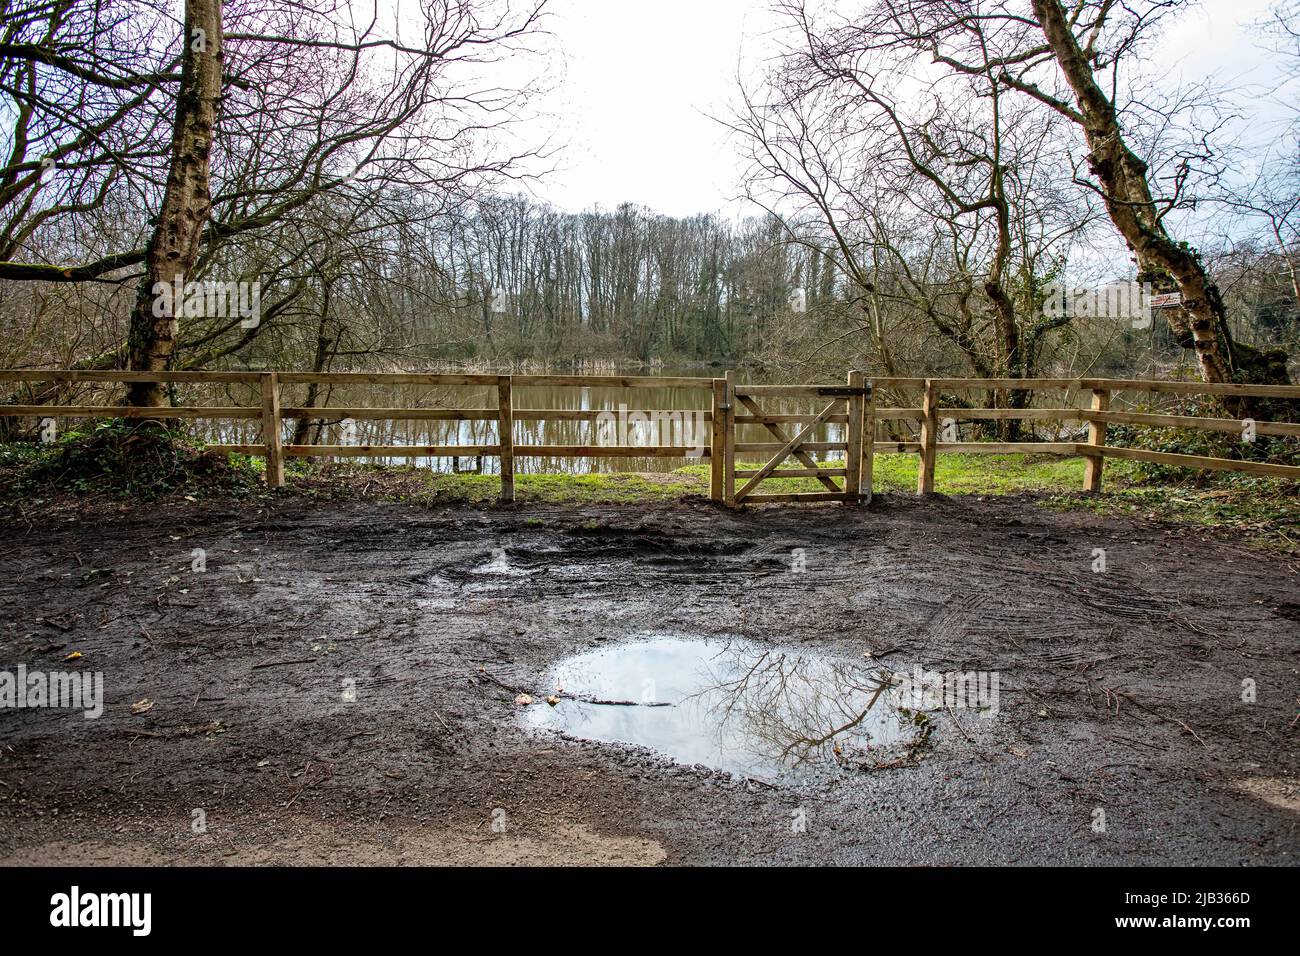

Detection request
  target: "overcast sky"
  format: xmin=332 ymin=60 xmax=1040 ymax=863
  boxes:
xmin=515 ymin=0 xmax=1291 ymax=217
xmin=518 ymin=0 xmax=783 ymax=216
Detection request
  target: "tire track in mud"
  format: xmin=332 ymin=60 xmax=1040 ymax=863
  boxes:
xmin=0 ymin=493 xmax=1296 ymax=864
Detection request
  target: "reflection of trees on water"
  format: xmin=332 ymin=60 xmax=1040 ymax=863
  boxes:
xmin=187 ymin=378 xmax=851 ymax=475
xmin=691 ymin=644 xmax=896 ymax=772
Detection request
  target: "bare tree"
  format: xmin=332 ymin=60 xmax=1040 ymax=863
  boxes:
xmin=125 ymin=0 xmax=222 ymax=406
xmin=917 ymin=0 xmax=1288 ymax=385
xmin=730 ymin=0 xmax=1099 ymax=426
xmin=0 ymin=0 xmax=175 ymax=281
xmin=0 ymin=0 xmax=550 ymax=406
xmin=737 ymin=0 xmax=1294 ymax=389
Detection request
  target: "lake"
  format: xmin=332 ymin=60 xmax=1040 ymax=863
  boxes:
xmin=190 ymin=363 xmax=859 ymax=475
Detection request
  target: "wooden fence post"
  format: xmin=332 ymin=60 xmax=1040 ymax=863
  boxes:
xmin=497 ymin=374 xmax=514 ymax=502
xmin=1083 ymin=387 xmax=1109 ymax=493
xmin=917 ymin=378 xmax=938 ymax=494
xmin=844 ymin=369 xmax=865 ymax=502
xmin=862 ymin=378 xmax=875 ymax=505
xmin=723 ymin=370 xmax=736 ymax=506
xmin=260 ymin=371 xmax=284 ymax=488
xmin=709 ymin=378 xmax=726 ymax=502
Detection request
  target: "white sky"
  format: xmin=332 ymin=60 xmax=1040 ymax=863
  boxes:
xmin=523 ymin=0 xmax=783 ymax=215
xmin=518 ymin=0 xmax=1292 ymax=217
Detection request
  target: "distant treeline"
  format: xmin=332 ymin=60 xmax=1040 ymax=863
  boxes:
xmin=0 ymin=0 xmax=1296 ymax=393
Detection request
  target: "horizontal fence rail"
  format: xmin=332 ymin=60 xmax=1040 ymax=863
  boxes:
xmin=2 ymin=370 xmax=1298 ymax=501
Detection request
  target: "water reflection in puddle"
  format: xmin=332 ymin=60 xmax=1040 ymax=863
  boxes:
xmin=525 ymin=637 xmax=913 ymax=780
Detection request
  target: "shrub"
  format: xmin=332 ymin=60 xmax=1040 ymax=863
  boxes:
xmin=5 ymin=418 xmax=261 ymax=500
xmin=1109 ymin=396 xmax=1300 ymax=487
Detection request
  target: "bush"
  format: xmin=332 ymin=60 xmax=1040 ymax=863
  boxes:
xmin=3 ymin=418 xmax=261 ymax=500
xmin=1109 ymin=396 xmax=1300 ymax=487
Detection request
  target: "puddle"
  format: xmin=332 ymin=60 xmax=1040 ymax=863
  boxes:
xmin=470 ymin=549 xmax=529 ymax=576
xmin=420 ymin=574 xmax=460 ymax=608
xmin=465 ymin=549 xmax=533 ymax=591
xmin=525 ymin=637 xmax=915 ymax=780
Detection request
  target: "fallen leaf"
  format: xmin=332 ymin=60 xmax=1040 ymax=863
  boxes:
xmin=63 ymin=651 xmax=83 ymax=661
xmin=131 ymin=698 xmax=154 ymax=715
xmin=515 ymin=694 xmax=533 ymax=706
xmin=546 ymin=696 xmax=560 ymax=706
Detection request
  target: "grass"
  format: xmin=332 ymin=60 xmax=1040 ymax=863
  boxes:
xmin=670 ymin=451 xmax=1087 ymax=495
xmin=4 ymin=440 xmax=1296 ymax=551
xmin=1042 ymin=477 xmax=1300 ymax=552
xmin=290 ymin=452 xmax=1096 ymax=505
xmin=291 ymin=462 xmax=704 ymax=505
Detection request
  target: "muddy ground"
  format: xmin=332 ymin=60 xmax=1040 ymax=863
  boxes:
xmin=0 ymin=491 xmax=1296 ymax=866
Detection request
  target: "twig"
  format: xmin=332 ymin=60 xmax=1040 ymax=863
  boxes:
xmin=251 ymin=657 xmax=317 ymax=670
xmin=943 ymin=702 xmax=974 ymax=743
xmin=1113 ymin=690 xmax=1206 ymax=747
xmin=284 ymin=767 xmax=323 ymax=809
xmin=562 ymin=693 xmax=673 ymax=707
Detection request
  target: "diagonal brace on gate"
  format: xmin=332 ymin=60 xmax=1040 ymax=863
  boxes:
xmin=735 ymin=394 xmax=842 ymax=494
xmin=733 ymin=399 xmax=843 ymax=501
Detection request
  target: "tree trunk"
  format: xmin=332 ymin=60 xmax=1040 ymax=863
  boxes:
xmin=291 ymin=291 xmax=339 ymax=447
xmin=1031 ymin=0 xmax=1289 ymax=387
xmin=125 ymin=0 xmax=223 ymax=407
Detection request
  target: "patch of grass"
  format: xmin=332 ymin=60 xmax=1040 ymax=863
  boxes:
xmin=674 ymin=452 xmax=1086 ymax=496
xmin=875 ymin=452 xmax=1087 ymax=494
xmin=1044 ymin=471 xmax=1300 ymax=553
xmin=514 ymin=471 xmax=705 ymax=503
xmin=682 ymin=451 xmax=1296 ymax=551
xmin=313 ymin=450 xmax=1277 ymax=517
xmin=6 ymin=437 xmax=1295 ymax=553
xmin=291 ymin=462 xmax=708 ymax=505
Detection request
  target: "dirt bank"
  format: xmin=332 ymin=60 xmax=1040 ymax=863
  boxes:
xmin=1 ymin=491 xmax=1296 ymax=865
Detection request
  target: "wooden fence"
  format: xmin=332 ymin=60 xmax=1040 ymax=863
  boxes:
xmin=2 ymin=369 xmax=1299 ymax=502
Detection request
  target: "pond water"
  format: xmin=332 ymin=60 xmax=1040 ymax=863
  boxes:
xmin=523 ymin=636 xmax=914 ymax=781
xmin=35 ymin=362 xmax=1089 ymax=475
xmin=184 ymin=364 xmax=862 ymax=474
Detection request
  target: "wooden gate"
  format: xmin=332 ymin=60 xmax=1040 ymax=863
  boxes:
xmin=713 ymin=371 xmax=872 ymax=506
